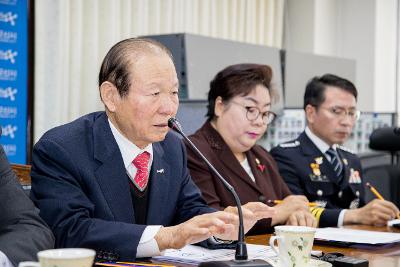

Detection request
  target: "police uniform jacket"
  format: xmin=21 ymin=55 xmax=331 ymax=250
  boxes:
xmin=270 ymin=131 xmax=365 ymax=227
xmin=186 ymin=121 xmax=292 ymax=235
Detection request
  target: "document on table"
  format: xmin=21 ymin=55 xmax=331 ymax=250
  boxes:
xmin=153 ymin=244 xmax=278 ymax=265
xmin=315 ymin=227 xmax=400 ymax=245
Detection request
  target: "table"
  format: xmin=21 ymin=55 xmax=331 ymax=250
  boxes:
xmin=246 ymin=225 xmax=400 ymax=267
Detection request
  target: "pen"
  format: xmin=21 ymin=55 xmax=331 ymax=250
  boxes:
xmin=267 ymin=200 xmax=319 ymax=207
xmin=366 ymin=182 xmax=400 ymax=219
xmin=365 ymin=182 xmax=384 ymax=200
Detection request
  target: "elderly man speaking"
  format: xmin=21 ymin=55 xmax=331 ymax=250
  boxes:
xmin=30 ymin=38 xmax=275 ymax=261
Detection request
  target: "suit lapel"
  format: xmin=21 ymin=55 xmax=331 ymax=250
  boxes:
xmin=146 ymin=143 xmax=170 ymax=225
xmin=93 ymin=113 xmax=135 ymax=223
xmin=299 ymin=133 xmax=339 ymax=184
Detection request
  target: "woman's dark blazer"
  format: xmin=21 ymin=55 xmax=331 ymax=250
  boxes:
xmin=186 ymin=121 xmax=291 ymax=235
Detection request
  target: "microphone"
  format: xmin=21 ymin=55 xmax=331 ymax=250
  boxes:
xmin=369 ymin=126 xmax=400 ymax=151
xmin=168 ymin=118 xmax=272 ymax=267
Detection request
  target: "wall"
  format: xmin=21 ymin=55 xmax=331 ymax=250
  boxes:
xmin=284 ymin=0 xmax=398 ymax=113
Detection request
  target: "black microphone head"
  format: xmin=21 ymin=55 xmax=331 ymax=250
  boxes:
xmin=167 ymin=117 xmax=176 ymax=129
xmin=168 ymin=117 xmax=183 ymax=132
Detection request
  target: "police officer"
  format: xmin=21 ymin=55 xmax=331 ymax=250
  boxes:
xmin=271 ymin=74 xmax=399 ymax=227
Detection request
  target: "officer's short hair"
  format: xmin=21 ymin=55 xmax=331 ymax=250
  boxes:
xmin=206 ymin=63 xmax=276 ymax=121
xmin=303 ymin=74 xmax=358 ymax=110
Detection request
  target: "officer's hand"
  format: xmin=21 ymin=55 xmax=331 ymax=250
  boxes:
xmin=345 ymin=199 xmax=399 ymax=226
xmin=154 ymin=211 xmax=237 ymax=250
xmin=224 ymin=202 xmax=275 ymax=234
xmin=286 ymin=210 xmax=317 ymax=227
xmin=271 ymin=195 xmax=310 ymax=226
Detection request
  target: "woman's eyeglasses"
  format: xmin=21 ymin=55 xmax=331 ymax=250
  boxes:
xmin=230 ymin=101 xmax=276 ymax=125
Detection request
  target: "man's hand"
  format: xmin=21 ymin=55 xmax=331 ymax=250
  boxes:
xmin=344 ymin=199 xmax=399 ymax=226
xmin=224 ymin=202 xmax=276 ymax=235
xmin=271 ymin=195 xmax=315 ymax=227
xmin=154 ymin=211 xmax=237 ymax=251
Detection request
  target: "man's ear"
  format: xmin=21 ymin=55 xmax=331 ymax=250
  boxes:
xmin=100 ymin=82 xmax=119 ymax=112
xmin=305 ymin=104 xmax=316 ymax=124
xmin=214 ymin=96 xmax=224 ymax=117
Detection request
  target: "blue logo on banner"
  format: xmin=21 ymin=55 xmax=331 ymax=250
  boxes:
xmin=2 ymin=124 xmax=17 ymax=138
xmin=0 ymin=0 xmax=28 ymax=163
xmin=0 ymin=11 xmax=18 ymax=26
xmin=0 ymin=49 xmax=18 ymax=63
xmin=0 ymin=86 xmax=17 ymax=100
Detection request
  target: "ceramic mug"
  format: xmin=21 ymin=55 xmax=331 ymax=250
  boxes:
xmin=269 ymin=225 xmax=316 ymax=267
xmin=18 ymin=248 xmax=96 ymax=267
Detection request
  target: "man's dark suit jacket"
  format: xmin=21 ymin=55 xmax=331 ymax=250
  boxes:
xmin=30 ymin=112 xmax=214 ymax=261
xmin=0 ymin=145 xmax=54 ymax=266
xmin=270 ymin=132 xmax=365 ymax=227
xmin=186 ymin=122 xmax=291 ymax=235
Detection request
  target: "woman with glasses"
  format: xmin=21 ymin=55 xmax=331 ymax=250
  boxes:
xmin=185 ymin=64 xmax=316 ymax=235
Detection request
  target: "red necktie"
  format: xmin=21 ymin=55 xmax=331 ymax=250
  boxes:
xmin=132 ymin=151 xmax=150 ymax=191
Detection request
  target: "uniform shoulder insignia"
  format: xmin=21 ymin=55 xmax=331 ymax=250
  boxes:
xmin=279 ymin=140 xmax=300 ymax=148
xmin=337 ymin=145 xmax=355 ymax=154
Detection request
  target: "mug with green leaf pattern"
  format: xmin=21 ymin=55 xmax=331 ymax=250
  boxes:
xmin=269 ymin=225 xmax=316 ymax=267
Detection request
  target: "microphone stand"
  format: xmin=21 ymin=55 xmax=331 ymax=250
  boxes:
xmin=168 ymin=118 xmax=272 ymax=267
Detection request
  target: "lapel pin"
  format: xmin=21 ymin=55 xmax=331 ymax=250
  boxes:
xmin=255 ymin=158 xmax=266 ymax=172
xmin=315 ymin=157 xmax=323 ymax=165
xmin=156 ymin=169 xmax=164 ymax=174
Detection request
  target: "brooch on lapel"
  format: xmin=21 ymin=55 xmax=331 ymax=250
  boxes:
xmin=255 ymin=158 xmax=265 ymax=172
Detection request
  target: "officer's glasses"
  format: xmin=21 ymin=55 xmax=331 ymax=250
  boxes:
xmin=318 ymin=106 xmax=361 ymax=121
xmin=230 ymin=101 xmax=276 ymax=125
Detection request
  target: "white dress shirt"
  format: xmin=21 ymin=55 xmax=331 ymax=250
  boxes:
xmin=240 ymin=157 xmax=256 ymax=183
xmin=305 ymin=127 xmax=347 ymax=227
xmin=108 ymin=119 xmax=163 ymax=258
xmin=0 ymin=251 xmax=13 ymax=267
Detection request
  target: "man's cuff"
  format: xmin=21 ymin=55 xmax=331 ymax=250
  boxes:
xmin=319 ymin=208 xmax=342 ymax=227
xmin=136 ymin=225 xmax=163 ymax=258
xmin=337 ymin=209 xmax=347 ymax=227
xmin=0 ymin=250 xmax=14 ymax=267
